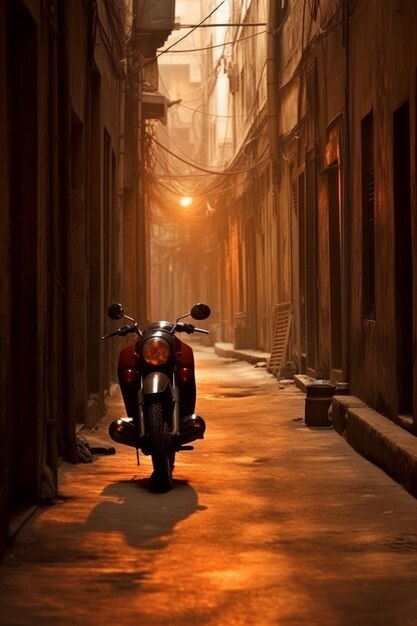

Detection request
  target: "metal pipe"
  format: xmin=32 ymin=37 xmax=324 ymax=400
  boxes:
xmin=267 ymin=1 xmax=288 ymax=168
xmin=174 ymin=23 xmax=267 ymax=29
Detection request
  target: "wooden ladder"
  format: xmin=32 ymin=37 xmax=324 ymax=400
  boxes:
xmin=267 ymin=302 xmax=293 ymax=378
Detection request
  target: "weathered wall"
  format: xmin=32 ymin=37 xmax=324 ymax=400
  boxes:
xmin=278 ymin=0 xmax=417 ymax=427
xmin=348 ymin=0 xmax=417 ymax=422
xmin=277 ymin=0 xmax=344 ymax=375
xmin=0 ymin=1 xmax=11 ymax=560
xmin=0 ymin=0 xmax=129 ymax=559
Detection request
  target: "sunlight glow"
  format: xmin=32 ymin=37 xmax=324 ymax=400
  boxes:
xmin=179 ymin=196 xmax=193 ymax=208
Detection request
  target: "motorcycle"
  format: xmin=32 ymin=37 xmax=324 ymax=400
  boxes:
xmin=102 ymin=302 xmax=210 ymax=491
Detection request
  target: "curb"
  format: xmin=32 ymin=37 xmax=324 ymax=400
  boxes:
xmin=214 ymin=342 xmax=270 ymax=366
xmin=215 ymin=345 xmax=417 ymax=499
xmin=332 ymin=396 xmax=417 ymax=498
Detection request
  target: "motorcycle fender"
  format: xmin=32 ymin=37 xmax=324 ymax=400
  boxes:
xmin=141 ymin=373 xmax=180 ymax=437
xmin=143 ymin=372 xmax=171 ymax=397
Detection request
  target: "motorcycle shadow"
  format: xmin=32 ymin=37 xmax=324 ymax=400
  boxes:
xmin=85 ymin=477 xmax=201 ymax=549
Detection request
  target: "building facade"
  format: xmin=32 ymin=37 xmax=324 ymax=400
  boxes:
xmin=213 ymin=0 xmax=417 ymax=436
xmin=0 ymin=0 xmax=175 ymax=559
xmin=3 ymin=0 xmax=417 ymax=560
xmin=275 ymin=0 xmax=417 ymax=431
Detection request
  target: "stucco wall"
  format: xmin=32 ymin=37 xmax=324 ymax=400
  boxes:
xmin=348 ymin=0 xmax=417 ymax=420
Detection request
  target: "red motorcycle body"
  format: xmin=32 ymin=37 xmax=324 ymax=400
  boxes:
xmin=117 ymin=336 xmax=197 ymax=421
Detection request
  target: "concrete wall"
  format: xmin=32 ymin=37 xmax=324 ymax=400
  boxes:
xmin=214 ymin=0 xmax=417 ymax=436
xmin=0 ymin=0 xmax=129 ymax=559
xmin=276 ymin=0 xmax=417 ymax=429
xmin=0 ymin=1 xmax=11 ymax=560
xmin=348 ymin=0 xmax=417 ymax=424
xmin=211 ymin=0 xmax=278 ymax=352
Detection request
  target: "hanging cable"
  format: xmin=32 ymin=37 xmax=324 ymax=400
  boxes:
xmin=147 ymin=132 xmax=269 ymax=175
xmin=133 ymin=0 xmax=226 ymax=74
xmin=159 ymin=29 xmax=267 ymax=54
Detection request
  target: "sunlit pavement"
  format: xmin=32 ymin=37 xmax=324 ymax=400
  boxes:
xmin=2 ymin=347 xmax=417 ymax=626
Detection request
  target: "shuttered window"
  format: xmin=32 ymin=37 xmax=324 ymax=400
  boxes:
xmin=361 ymin=111 xmax=376 ymax=320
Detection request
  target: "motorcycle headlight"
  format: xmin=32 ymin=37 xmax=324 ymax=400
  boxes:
xmin=142 ymin=337 xmax=170 ymax=366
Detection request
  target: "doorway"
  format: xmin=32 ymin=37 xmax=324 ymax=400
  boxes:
xmin=8 ymin=1 xmax=39 ymax=506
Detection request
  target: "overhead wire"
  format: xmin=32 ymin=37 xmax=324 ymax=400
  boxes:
xmin=146 ymin=1 xmax=271 ymax=235
xmin=178 ymin=102 xmax=252 ymax=119
xmin=154 ymin=60 xmax=268 ymax=175
xmin=134 ymin=0 xmax=226 ymax=73
xmin=159 ymin=29 xmax=266 ymax=54
xmin=147 ymin=170 xmax=249 ymax=202
xmin=147 ymin=131 xmax=269 ymax=176
xmin=154 ymin=119 xmax=268 ymax=170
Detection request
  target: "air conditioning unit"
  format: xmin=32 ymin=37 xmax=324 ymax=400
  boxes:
xmin=142 ymin=92 xmax=167 ymax=125
xmin=135 ymin=0 xmax=175 ymax=33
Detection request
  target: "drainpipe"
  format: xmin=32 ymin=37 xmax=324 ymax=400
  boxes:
xmin=266 ymin=0 xmax=288 ymax=336
xmin=267 ymin=1 xmax=281 ymax=181
xmin=267 ymin=1 xmax=288 ymax=172
xmin=342 ymin=0 xmax=351 ymax=382
xmin=118 ymin=61 xmax=126 ymax=215
xmin=118 ymin=57 xmax=126 ymax=296
xmin=136 ymin=66 xmax=147 ymax=325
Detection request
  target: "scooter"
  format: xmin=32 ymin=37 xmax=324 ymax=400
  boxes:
xmin=102 ymin=302 xmax=210 ymax=491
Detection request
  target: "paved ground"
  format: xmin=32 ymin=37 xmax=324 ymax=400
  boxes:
xmin=2 ymin=347 xmax=417 ymax=626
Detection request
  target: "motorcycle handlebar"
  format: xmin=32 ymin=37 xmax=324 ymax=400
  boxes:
xmin=193 ymin=327 xmax=210 ymax=335
xmin=102 ymin=324 xmax=139 ymax=340
xmin=103 ymin=321 xmax=209 ymax=340
xmin=102 ymin=330 xmax=119 ymax=340
xmin=175 ymin=323 xmax=210 ymax=335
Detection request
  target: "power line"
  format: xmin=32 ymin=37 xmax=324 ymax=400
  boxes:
xmin=147 ymin=132 xmax=269 ymax=176
xmin=175 ymin=23 xmax=266 ymax=29
xmin=135 ymin=1 xmax=226 ymax=73
xmin=159 ymin=29 xmax=266 ymax=54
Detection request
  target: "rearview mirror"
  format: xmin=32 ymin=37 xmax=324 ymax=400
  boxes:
xmin=107 ymin=303 xmax=124 ymax=320
xmin=190 ymin=303 xmax=211 ymax=321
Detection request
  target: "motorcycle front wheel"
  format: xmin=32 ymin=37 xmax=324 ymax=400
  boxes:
xmin=147 ymin=400 xmax=175 ymax=491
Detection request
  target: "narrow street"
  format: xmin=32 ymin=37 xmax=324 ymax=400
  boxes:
xmin=2 ymin=347 xmax=417 ymax=626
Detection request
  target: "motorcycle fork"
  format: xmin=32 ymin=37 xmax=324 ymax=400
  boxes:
xmin=138 ymin=373 xmax=180 ymax=437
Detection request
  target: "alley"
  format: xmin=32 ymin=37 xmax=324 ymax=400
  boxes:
xmin=2 ymin=347 xmax=417 ymax=626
